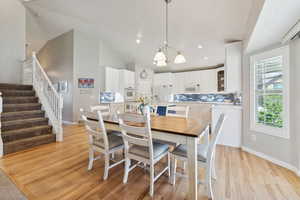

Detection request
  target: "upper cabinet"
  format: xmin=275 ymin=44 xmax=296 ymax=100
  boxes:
xmin=153 ymin=73 xmax=174 ymax=87
xmin=105 ymin=67 xmax=120 ymax=92
xmin=155 ymin=69 xmax=218 ymax=94
xmin=225 ymin=42 xmax=242 ymax=93
xmin=105 ymin=67 xmax=135 ymax=95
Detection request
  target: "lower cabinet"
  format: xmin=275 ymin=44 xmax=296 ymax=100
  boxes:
xmin=212 ymin=105 xmax=242 ymax=148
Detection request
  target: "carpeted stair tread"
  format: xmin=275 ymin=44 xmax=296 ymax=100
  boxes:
xmin=3 ymin=96 xmax=38 ymax=104
xmin=3 ymin=103 xmax=42 ymax=112
xmin=3 ymin=134 xmax=56 ymax=155
xmin=0 ymin=83 xmax=56 ymax=155
xmin=2 ymin=125 xmax=52 ymax=142
xmin=1 ymin=110 xmax=45 ymax=122
xmin=2 ymin=117 xmax=49 ymax=131
xmin=0 ymin=83 xmax=33 ymax=90
xmin=0 ymin=90 xmax=35 ymax=97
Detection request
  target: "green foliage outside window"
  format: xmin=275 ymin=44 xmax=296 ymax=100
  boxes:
xmin=257 ymin=95 xmax=283 ymax=128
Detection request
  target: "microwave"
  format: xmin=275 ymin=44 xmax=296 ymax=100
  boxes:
xmin=124 ymin=88 xmax=136 ymax=101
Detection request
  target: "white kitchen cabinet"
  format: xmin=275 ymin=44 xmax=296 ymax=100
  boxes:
xmin=212 ymin=104 xmax=242 ymax=148
xmin=225 ymin=42 xmax=242 ymax=93
xmin=105 ymin=67 xmax=135 ymax=95
xmin=173 ymin=72 xmax=185 ymax=93
xmin=153 ymin=73 xmax=174 ymax=87
xmin=198 ymin=69 xmax=217 ymax=92
xmin=105 ymin=67 xmax=120 ymax=92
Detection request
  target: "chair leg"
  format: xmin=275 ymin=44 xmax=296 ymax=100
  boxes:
xmin=167 ymin=153 xmax=171 ymax=177
xmin=170 ymin=155 xmax=177 ymax=185
xmin=149 ymin=164 xmax=155 ymax=197
xmin=123 ymin=158 xmax=130 ymax=184
xmin=205 ymin=165 xmax=213 ymax=199
xmin=212 ymin=153 xmax=217 ymax=181
xmin=103 ymin=153 xmax=110 ymax=180
xmin=88 ymin=148 xmax=94 ymax=171
xmin=183 ymin=162 xmax=186 ymax=172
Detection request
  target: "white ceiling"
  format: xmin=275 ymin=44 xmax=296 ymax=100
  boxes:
xmin=246 ymin=0 xmax=300 ymax=53
xmin=25 ymin=0 xmax=254 ymax=71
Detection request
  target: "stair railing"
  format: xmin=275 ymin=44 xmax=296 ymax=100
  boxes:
xmin=32 ymin=52 xmax=63 ymax=142
xmin=0 ymin=92 xmax=3 ymax=157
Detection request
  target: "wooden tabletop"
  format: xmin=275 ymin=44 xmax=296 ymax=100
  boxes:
xmin=100 ymin=114 xmax=209 ymax=138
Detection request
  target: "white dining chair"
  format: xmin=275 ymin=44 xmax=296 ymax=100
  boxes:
xmin=81 ymin=110 xmax=125 ymax=180
xmin=118 ymin=109 xmax=170 ymax=197
xmin=90 ymin=105 xmax=111 ymax=115
xmin=166 ymin=104 xmax=189 ymax=118
xmin=170 ymin=114 xmax=226 ymax=199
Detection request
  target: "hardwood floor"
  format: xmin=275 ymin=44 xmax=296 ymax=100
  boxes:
xmin=0 ymin=125 xmax=300 ymax=200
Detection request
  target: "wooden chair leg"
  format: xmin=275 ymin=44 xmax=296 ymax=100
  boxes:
xmin=149 ymin=164 xmax=155 ymax=197
xmin=103 ymin=154 xmax=110 ymax=180
xmin=88 ymin=148 xmax=94 ymax=171
xmin=123 ymin=158 xmax=130 ymax=184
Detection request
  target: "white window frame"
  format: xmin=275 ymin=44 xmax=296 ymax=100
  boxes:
xmin=250 ymin=46 xmax=290 ymax=139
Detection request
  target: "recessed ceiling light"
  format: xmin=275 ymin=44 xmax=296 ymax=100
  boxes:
xmin=203 ymin=57 xmax=208 ymax=60
xmin=23 ymin=0 xmax=32 ymax=2
xmin=136 ymin=39 xmax=141 ymax=44
xmin=197 ymin=44 xmax=203 ymax=49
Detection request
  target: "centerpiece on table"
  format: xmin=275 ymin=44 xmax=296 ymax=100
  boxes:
xmin=137 ymin=96 xmax=154 ymax=115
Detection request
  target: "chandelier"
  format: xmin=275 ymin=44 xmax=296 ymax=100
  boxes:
xmin=153 ymin=0 xmax=186 ymax=67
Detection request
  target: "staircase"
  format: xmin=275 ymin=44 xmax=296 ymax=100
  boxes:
xmin=0 ymin=83 xmax=56 ymax=155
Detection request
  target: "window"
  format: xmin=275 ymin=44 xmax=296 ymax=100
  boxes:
xmin=250 ymin=46 xmax=290 ymax=138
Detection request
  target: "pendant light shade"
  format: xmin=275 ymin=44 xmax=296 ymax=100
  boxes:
xmin=157 ymin=59 xmax=167 ymax=67
xmin=153 ymin=0 xmax=186 ymax=67
xmin=174 ymin=52 xmax=186 ymax=64
xmin=154 ymin=49 xmax=166 ymax=62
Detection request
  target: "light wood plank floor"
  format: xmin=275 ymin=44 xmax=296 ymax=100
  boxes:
xmin=0 ymin=125 xmax=300 ymax=200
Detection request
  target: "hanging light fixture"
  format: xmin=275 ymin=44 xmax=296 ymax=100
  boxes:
xmin=153 ymin=0 xmax=186 ymax=67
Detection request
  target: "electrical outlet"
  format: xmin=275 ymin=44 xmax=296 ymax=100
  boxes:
xmin=251 ymin=134 xmax=257 ymax=141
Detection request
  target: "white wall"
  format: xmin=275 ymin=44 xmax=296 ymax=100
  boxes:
xmin=290 ymin=38 xmax=300 ymax=171
xmin=73 ymin=30 xmax=100 ymax=122
xmin=26 ymin=8 xmax=48 ymax=58
xmin=242 ymin=42 xmax=300 ymax=171
xmin=135 ymin=66 xmax=154 ymax=98
xmin=0 ymin=0 xmax=25 ymax=84
xmin=38 ymin=31 xmax=74 ymax=122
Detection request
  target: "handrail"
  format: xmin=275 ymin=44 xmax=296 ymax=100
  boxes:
xmin=0 ymin=92 xmax=3 ymax=157
xmin=32 ymin=52 xmax=63 ymax=141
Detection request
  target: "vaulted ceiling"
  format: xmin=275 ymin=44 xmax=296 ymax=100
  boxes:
xmin=25 ymin=0 xmax=255 ymax=71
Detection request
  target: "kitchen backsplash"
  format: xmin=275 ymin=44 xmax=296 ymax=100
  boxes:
xmin=173 ymin=93 xmax=237 ymax=103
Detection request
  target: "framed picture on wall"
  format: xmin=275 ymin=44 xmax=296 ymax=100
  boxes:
xmin=78 ymin=78 xmax=94 ymax=88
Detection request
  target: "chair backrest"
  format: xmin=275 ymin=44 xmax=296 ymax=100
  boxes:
xmin=118 ymin=108 xmax=154 ymax=159
xmin=207 ymin=114 xmax=226 ymax=165
xmin=81 ymin=109 xmax=110 ymax=150
xmin=166 ymin=105 xmax=189 ymax=118
xmin=90 ymin=105 xmax=111 ymax=116
xmin=156 ymin=105 xmax=167 ymax=116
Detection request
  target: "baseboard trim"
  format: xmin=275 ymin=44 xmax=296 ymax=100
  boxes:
xmin=241 ymin=146 xmax=299 ymax=176
xmin=63 ymin=121 xmax=78 ymax=125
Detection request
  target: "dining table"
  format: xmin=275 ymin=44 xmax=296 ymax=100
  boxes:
xmin=89 ymin=112 xmax=210 ymax=200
